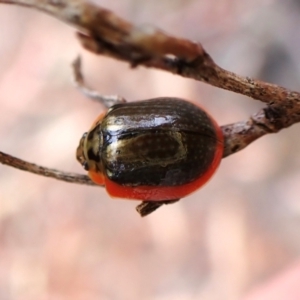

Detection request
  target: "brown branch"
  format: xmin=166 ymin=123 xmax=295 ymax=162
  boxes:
xmin=0 ymin=151 xmax=97 ymax=186
xmin=0 ymin=0 xmax=297 ymax=101
xmin=76 ymin=31 xmax=300 ymax=107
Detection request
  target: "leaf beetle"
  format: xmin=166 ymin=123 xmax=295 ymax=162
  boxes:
xmin=76 ymin=97 xmax=223 ymax=216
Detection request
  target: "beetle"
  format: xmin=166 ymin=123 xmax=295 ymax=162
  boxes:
xmin=76 ymin=97 xmax=224 ymax=216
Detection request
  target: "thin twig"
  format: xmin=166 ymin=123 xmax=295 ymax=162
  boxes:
xmin=72 ymin=56 xmax=126 ymax=108
xmin=0 ymin=151 xmax=97 ymax=186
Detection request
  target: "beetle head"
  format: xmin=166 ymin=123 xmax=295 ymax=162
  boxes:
xmin=76 ymin=132 xmax=89 ymax=170
xmin=76 ymin=121 xmax=104 ymax=174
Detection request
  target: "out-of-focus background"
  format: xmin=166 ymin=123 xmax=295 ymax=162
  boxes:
xmin=1 ymin=0 xmax=300 ymax=299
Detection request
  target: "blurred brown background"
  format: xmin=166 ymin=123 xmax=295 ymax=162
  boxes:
xmin=1 ymin=0 xmax=300 ymax=299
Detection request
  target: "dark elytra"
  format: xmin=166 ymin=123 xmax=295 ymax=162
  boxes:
xmin=87 ymin=98 xmax=219 ymax=187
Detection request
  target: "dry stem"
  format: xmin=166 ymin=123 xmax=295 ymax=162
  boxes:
xmin=0 ymin=151 xmax=96 ymax=185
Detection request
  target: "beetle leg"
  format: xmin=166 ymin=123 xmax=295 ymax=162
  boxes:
xmin=136 ymin=199 xmax=180 ymax=217
xmin=72 ymin=56 xmax=126 ymax=108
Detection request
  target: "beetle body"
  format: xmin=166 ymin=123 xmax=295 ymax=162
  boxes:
xmin=77 ymin=98 xmax=223 ymax=202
